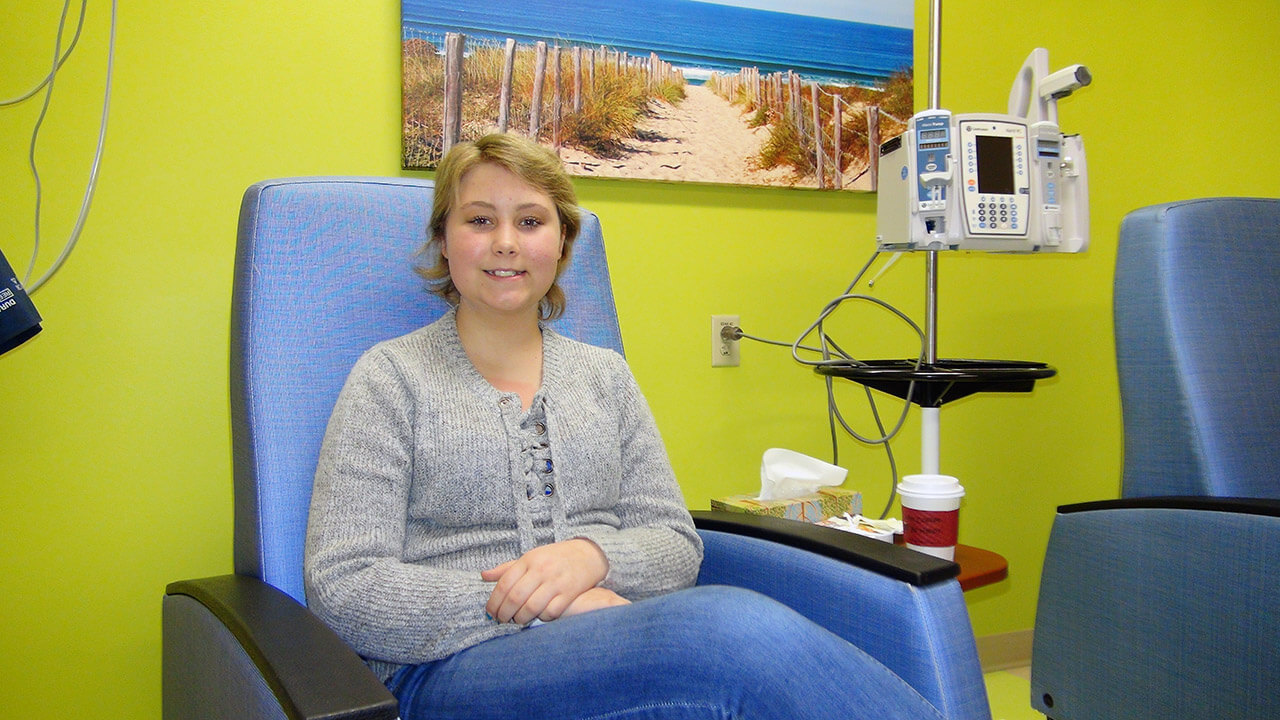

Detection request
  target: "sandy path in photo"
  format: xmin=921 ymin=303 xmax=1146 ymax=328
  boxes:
xmin=557 ymin=84 xmax=852 ymax=189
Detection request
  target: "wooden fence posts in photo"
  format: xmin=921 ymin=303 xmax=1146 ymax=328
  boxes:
xmin=803 ymin=80 xmax=884 ymax=191
xmin=529 ymin=41 xmax=548 ymax=139
xmin=572 ymin=47 xmax=583 ymax=113
xmin=713 ymin=66 xmax=885 ymax=191
xmin=442 ymin=32 xmax=464 ymax=154
xmin=867 ymin=105 xmax=881 ymax=190
xmin=810 ymin=83 xmax=824 ymax=188
xmin=438 ymin=33 xmax=679 ymax=155
xmin=552 ymin=45 xmax=563 ymax=149
xmin=498 ymin=38 xmax=516 ymax=133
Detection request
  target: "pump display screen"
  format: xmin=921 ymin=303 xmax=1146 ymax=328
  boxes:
xmin=975 ymin=135 xmax=1015 ymax=194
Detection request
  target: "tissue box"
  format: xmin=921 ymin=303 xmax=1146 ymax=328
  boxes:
xmin=711 ymin=487 xmax=862 ymax=523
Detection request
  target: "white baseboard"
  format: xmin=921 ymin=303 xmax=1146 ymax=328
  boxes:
xmin=976 ymin=629 xmax=1033 ymax=672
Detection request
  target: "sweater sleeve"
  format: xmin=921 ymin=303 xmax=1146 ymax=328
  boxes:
xmin=571 ymin=355 xmax=704 ymax=598
xmin=304 ymin=347 xmax=519 ymax=665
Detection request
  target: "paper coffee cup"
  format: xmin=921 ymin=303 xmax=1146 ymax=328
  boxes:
xmin=897 ymin=474 xmax=965 ymax=560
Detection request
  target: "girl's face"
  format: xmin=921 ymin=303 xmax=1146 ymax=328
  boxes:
xmin=443 ymin=162 xmax=565 ymax=322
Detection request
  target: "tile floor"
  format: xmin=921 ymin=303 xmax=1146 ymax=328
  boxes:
xmin=984 ymin=665 xmax=1043 ymax=720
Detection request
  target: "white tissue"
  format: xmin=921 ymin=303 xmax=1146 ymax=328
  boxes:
xmin=758 ymin=448 xmax=847 ymax=501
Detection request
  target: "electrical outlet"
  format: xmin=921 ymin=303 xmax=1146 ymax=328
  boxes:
xmin=711 ymin=314 xmax=740 ymax=367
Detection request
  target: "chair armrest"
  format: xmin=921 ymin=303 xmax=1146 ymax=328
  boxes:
xmin=1032 ymin=498 xmax=1280 ymax=719
xmin=691 ymin=510 xmax=959 ymax=585
xmin=692 ymin=511 xmax=988 ymax=720
xmin=163 ymin=574 xmax=397 ymax=720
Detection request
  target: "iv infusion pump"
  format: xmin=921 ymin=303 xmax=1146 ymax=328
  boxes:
xmin=877 ymin=49 xmax=1090 ymax=253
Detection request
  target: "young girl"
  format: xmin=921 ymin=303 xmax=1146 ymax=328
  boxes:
xmin=305 ymin=133 xmax=943 ymax=720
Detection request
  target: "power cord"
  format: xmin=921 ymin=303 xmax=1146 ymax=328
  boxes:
xmin=0 ymin=1 xmax=89 ymax=108
xmin=721 ymin=248 xmax=922 ymax=519
xmin=4 ymin=0 xmax=116 ymax=294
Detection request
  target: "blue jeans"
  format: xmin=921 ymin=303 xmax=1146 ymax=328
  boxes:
xmin=388 ymin=585 xmax=944 ymax=720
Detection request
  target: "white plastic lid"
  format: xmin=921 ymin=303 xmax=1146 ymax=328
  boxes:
xmin=896 ymin=473 xmax=965 ymax=498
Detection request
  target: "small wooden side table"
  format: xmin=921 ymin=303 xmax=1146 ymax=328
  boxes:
xmin=893 ymin=538 xmax=1008 ymax=591
xmin=952 ymin=544 xmax=1008 ymax=591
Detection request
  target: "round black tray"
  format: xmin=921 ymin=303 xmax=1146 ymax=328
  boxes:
xmin=814 ymin=358 xmax=1056 ymax=407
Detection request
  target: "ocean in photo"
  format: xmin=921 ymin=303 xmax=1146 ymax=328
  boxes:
xmin=402 ymin=0 xmax=912 ymax=87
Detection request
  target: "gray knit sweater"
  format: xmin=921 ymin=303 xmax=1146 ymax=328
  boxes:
xmin=304 ymin=309 xmax=703 ymax=681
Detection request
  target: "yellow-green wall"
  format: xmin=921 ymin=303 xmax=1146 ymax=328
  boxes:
xmin=2 ymin=1 xmax=1277 ymax=716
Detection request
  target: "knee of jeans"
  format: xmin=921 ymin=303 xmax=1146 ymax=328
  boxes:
xmin=681 ymin=584 xmax=794 ymax=616
xmin=662 ymin=586 xmax=813 ymax=648
xmin=638 ymin=587 xmax=843 ymax=690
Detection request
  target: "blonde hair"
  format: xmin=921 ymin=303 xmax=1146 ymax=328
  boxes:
xmin=417 ymin=133 xmax=581 ymax=320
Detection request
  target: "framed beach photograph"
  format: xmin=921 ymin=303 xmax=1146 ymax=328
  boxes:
xmin=402 ymin=0 xmax=913 ymax=191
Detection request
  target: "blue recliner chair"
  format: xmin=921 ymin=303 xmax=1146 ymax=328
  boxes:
xmin=162 ymin=177 xmax=993 ymax=720
xmin=1031 ymin=198 xmax=1280 ymax=719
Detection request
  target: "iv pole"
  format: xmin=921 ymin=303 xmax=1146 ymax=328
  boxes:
xmin=816 ymin=0 xmax=1059 ymax=482
xmin=921 ymin=0 xmax=943 ymax=476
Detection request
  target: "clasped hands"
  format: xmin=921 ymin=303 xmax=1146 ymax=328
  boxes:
xmin=482 ymin=538 xmax=630 ymax=625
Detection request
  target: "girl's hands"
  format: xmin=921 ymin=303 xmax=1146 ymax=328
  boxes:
xmin=482 ymin=538 xmax=624 ymax=625
xmin=562 ymin=586 xmax=631 ymax=616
